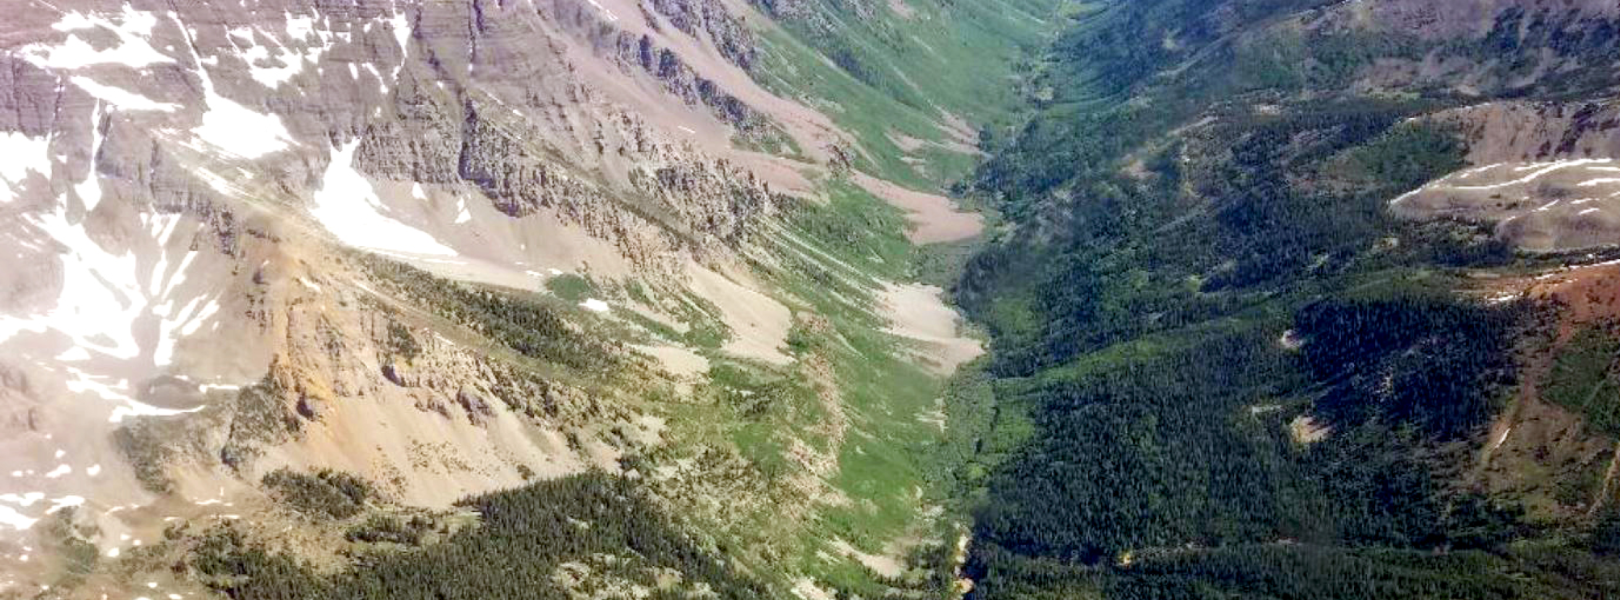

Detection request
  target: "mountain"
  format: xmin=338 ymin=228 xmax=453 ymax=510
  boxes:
xmin=0 ymin=0 xmax=1058 ymax=597
xmin=8 ymin=0 xmax=1620 ymax=598
xmin=954 ymin=0 xmax=1620 ymax=598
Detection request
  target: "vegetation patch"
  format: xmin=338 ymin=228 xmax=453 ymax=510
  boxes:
xmin=187 ymin=474 xmax=770 ymax=600
xmin=1543 ymin=326 xmax=1620 ymax=436
xmin=262 ymin=469 xmax=376 ymax=520
xmin=361 ymin=257 xmax=628 ymax=378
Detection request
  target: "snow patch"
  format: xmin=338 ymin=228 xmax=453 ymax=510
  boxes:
xmin=286 ymin=13 xmax=318 ymax=41
xmin=363 ymin=63 xmax=387 ymax=94
xmin=75 ymin=103 xmax=105 ymax=212
xmin=243 ymin=42 xmax=318 ymax=89
xmin=310 ymin=142 xmax=459 ymax=257
xmin=1394 ymin=158 xmax=1614 ymax=205
xmin=580 ymin=298 xmax=611 ymax=313
xmin=0 ymin=133 xmax=52 ymax=203
xmin=1 ymin=207 xmax=219 ymax=420
xmin=69 ymin=77 xmax=178 ymax=112
xmin=176 ymin=19 xmax=295 ymax=158
xmin=21 ymin=7 xmax=173 ymax=70
xmin=390 ymin=11 xmax=411 ymax=52
xmin=13 ymin=209 xmax=146 ymax=359
xmin=389 ymin=11 xmax=411 ymax=81
xmin=193 ymin=92 xmax=294 ymax=158
xmin=109 ymin=402 xmax=205 ymax=424
xmin=454 ymin=197 xmax=472 ymax=224
xmin=45 ymin=496 xmax=83 ymax=514
xmin=0 ymin=507 xmax=37 ymax=532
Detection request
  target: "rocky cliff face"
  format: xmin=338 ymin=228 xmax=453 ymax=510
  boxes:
xmin=0 ymin=0 xmax=999 ymax=594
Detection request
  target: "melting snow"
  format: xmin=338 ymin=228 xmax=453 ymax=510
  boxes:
xmin=0 ymin=205 xmax=220 ymax=421
xmin=363 ymin=63 xmax=387 ymax=94
xmin=76 ymin=103 xmax=105 ymax=212
xmin=175 ymin=19 xmax=294 ymax=158
xmin=454 ymin=197 xmax=472 ymax=224
xmin=389 ymin=11 xmax=410 ymax=52
xmin=69 ymin=77 xmax=178 ymax=112
xmin=0 ymin=132 xmax=52 ymax=203
xmin=108 ymin=401 xmax=206 ymax=424
xmin=10 ymin=209 xmax=146 ymax=358
xmin=43 ymin=465 xmax=69 ymax=479
xmin=310 ymin=142 xmax=459 ymax=257
xmin=286 ymin=13 xmax=318 ymax=41
xmin=0 ymin=494 xmax=81 ymax=530
xmin=192 ymin=91 xmax=294 ymax=158
xmin=1392 ymin=159 xmax=1617 ymax=205
xmin=21 ymin=7 xmax=172 ymax=70
xmin=0 ymin=507 xmax=37 ymax=531
xmin=236 ymin=28 xmax=322 ymax=89
xmin=580 ymin=298 xmax=611 ymax=313
xmin=0 ymin=493 xmax=45 ymax=507
xmin=44 ymin=496 xmax=83 ymax=514
xmin=154 ymin=296 xmax=218 ymax=366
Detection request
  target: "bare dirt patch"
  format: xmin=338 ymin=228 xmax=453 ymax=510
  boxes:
xmin=879 ymin=283 xmax=982 ymax=375
xmin=1288 ymin=415 xmax=1330 ymax=444
xmin=852 ymin=173 xmax=983 ymax=244
xmin=685 ymin=262 xmax=794 ymax=365
xmin=830 ymin=538 xmax=905 ymax=578
xmin=1390 ymin=159 xmax=1620 ymax=253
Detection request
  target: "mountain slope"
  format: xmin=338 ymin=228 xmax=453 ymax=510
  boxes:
xmin=0 ymin=0 xmax=1060 ymax=596
xmin=953 ymin=1 xmax=1620 ymax=598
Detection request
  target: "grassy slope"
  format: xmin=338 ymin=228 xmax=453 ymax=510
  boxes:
xmin=637 ymin=2 xmax=1070 ymax=591
xmin=752 ymin=0 xmax=1061 ymax=188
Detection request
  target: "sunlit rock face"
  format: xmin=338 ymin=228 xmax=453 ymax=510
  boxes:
xmin=0 ymin=0 xmax=817 ymax=575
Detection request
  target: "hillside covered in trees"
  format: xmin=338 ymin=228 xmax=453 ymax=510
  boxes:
xmin=950 ymin=0 xmax=1620 ymax=598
